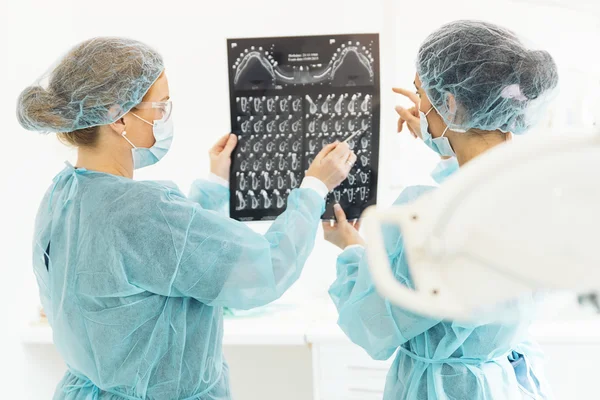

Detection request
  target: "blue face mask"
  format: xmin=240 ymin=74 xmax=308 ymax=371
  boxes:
xmin=419 ymin=106 xmax=456 ymax=157
xmin=122 ymin=114 xmax=174 ymax=169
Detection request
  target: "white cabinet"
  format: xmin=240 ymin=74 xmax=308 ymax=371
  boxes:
xmin=312 ymin=343 xmax=390 ymax=400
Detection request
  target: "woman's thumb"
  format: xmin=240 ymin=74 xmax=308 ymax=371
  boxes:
xmin=223 ymin=134 xmax=238 ymax=155
xmin=333 ymin=203 xmax=348 ymax=223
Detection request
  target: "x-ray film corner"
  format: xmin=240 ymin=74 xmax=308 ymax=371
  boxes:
xmin=364 ymin=133 xmax=600 ymax=321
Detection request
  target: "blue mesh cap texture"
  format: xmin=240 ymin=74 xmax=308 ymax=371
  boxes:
xmin=417 ymin=20 xmax=559 ymax=134
xmin=17 ymin=37 xmax=164 ymax=134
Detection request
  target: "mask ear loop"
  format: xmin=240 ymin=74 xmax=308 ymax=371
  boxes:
xmin=131 ymin=112 xmax=154 ymax=126
xmin=121 ymin=130 xmax=137 ymax=149
xmin=122 ymin=112 xmax=156 ymax=148
xmin=439 ymin=126 xmax=450 ymax=138
xmin=427 ymin=105 xmax=451 ymax=138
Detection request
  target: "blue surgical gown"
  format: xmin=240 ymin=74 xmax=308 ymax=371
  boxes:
xmin=33 ymin=163 xmax=325 ymax=399
xmin=329 ymin=162 xmax=552 ymax=399
xmin=430 ymin=157 xmax=459 ymax=185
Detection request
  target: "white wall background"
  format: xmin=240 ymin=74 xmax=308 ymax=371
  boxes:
xmin=0 ymin=0 xmax=598 ymax=398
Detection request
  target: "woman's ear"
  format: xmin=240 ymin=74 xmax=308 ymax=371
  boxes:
xmin=109 ymin=117 xmax=126 ymax=136
xmin=107 ymin=104 xmax=126 ymax=135
xmin=446 ymin=93 xmax=457 ymax=115
xmin=107 ymin=104 xmax=123 ymax=120
xmin=445 ymin=93 xmax=467 ymax=127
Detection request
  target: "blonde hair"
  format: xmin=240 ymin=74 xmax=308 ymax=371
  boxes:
xmin=17 ymin=37 xmax=164 ymax=147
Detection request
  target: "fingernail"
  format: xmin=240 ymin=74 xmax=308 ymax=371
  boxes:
xmin=334 ymin=203 xmax=341 ymax=210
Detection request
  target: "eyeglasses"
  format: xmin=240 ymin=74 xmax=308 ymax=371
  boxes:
xmin=133 ymin=100 xmax=172 ymax=122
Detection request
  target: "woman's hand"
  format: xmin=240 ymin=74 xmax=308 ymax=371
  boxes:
xmin=209 ymin=133 xmax=238 ymax=181
xmin=393 ymin=87 xmax=421 ymax=138
xmin=393 ymin=88 xmax=452 ymax=160
xmin=306 ymin=141 xmax=356 ymax=191
xmin=323 ymin=204 xmax=365 ymax=250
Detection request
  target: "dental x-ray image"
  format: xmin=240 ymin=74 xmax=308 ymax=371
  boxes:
xmin=228 ymin=33 xmax=380 ymax=221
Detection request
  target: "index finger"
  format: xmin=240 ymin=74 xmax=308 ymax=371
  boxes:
xmin=392 ymin=87 xmax=420 ymax=106
xmin=329 ymin=141 xmax=351 ymax=159
xmin=314 ymin=141 xmax=339 ymax=162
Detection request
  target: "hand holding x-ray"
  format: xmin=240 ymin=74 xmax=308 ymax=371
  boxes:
xmin=322 ymin=203 xmax=364 ymax=250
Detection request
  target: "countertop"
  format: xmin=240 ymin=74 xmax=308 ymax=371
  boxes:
xmin=22 ymin=300 xmax=600 ymax=346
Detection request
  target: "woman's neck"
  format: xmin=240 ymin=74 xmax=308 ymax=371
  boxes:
xmin=453 ymin=131 xmax=511 ymax=167
xmin=76 ymin=145 xmax=133 ymax=178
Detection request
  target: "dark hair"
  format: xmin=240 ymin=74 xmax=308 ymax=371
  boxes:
xmin=519 ymin=50 xmax=559 ymax=100
xmin=417 ymin=20 xmax=559 ymax=134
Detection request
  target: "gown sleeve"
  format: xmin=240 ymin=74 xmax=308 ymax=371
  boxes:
xmin=328 ymin=185 xmax=441 ymax=360
xmin=111 ymin=182 xmax=326 ymax=310
xmin=187 ymin=177 xmax=230 ymax=215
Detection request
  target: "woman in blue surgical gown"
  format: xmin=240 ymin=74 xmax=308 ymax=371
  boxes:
xmin=17 ymin=37 xmax=356 ymax=399
xmin=324 ymin=20 xmax=559 ymax=400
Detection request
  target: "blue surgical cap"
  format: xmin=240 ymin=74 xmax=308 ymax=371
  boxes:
xmin=17 ymin=37 xmax=164 ymax=133
xmin=417 ymin=20 xmax=559 ymax=134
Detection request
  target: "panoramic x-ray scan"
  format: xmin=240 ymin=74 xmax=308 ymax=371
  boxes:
xmin=227 ymin=33 xmax=380 ymax=221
